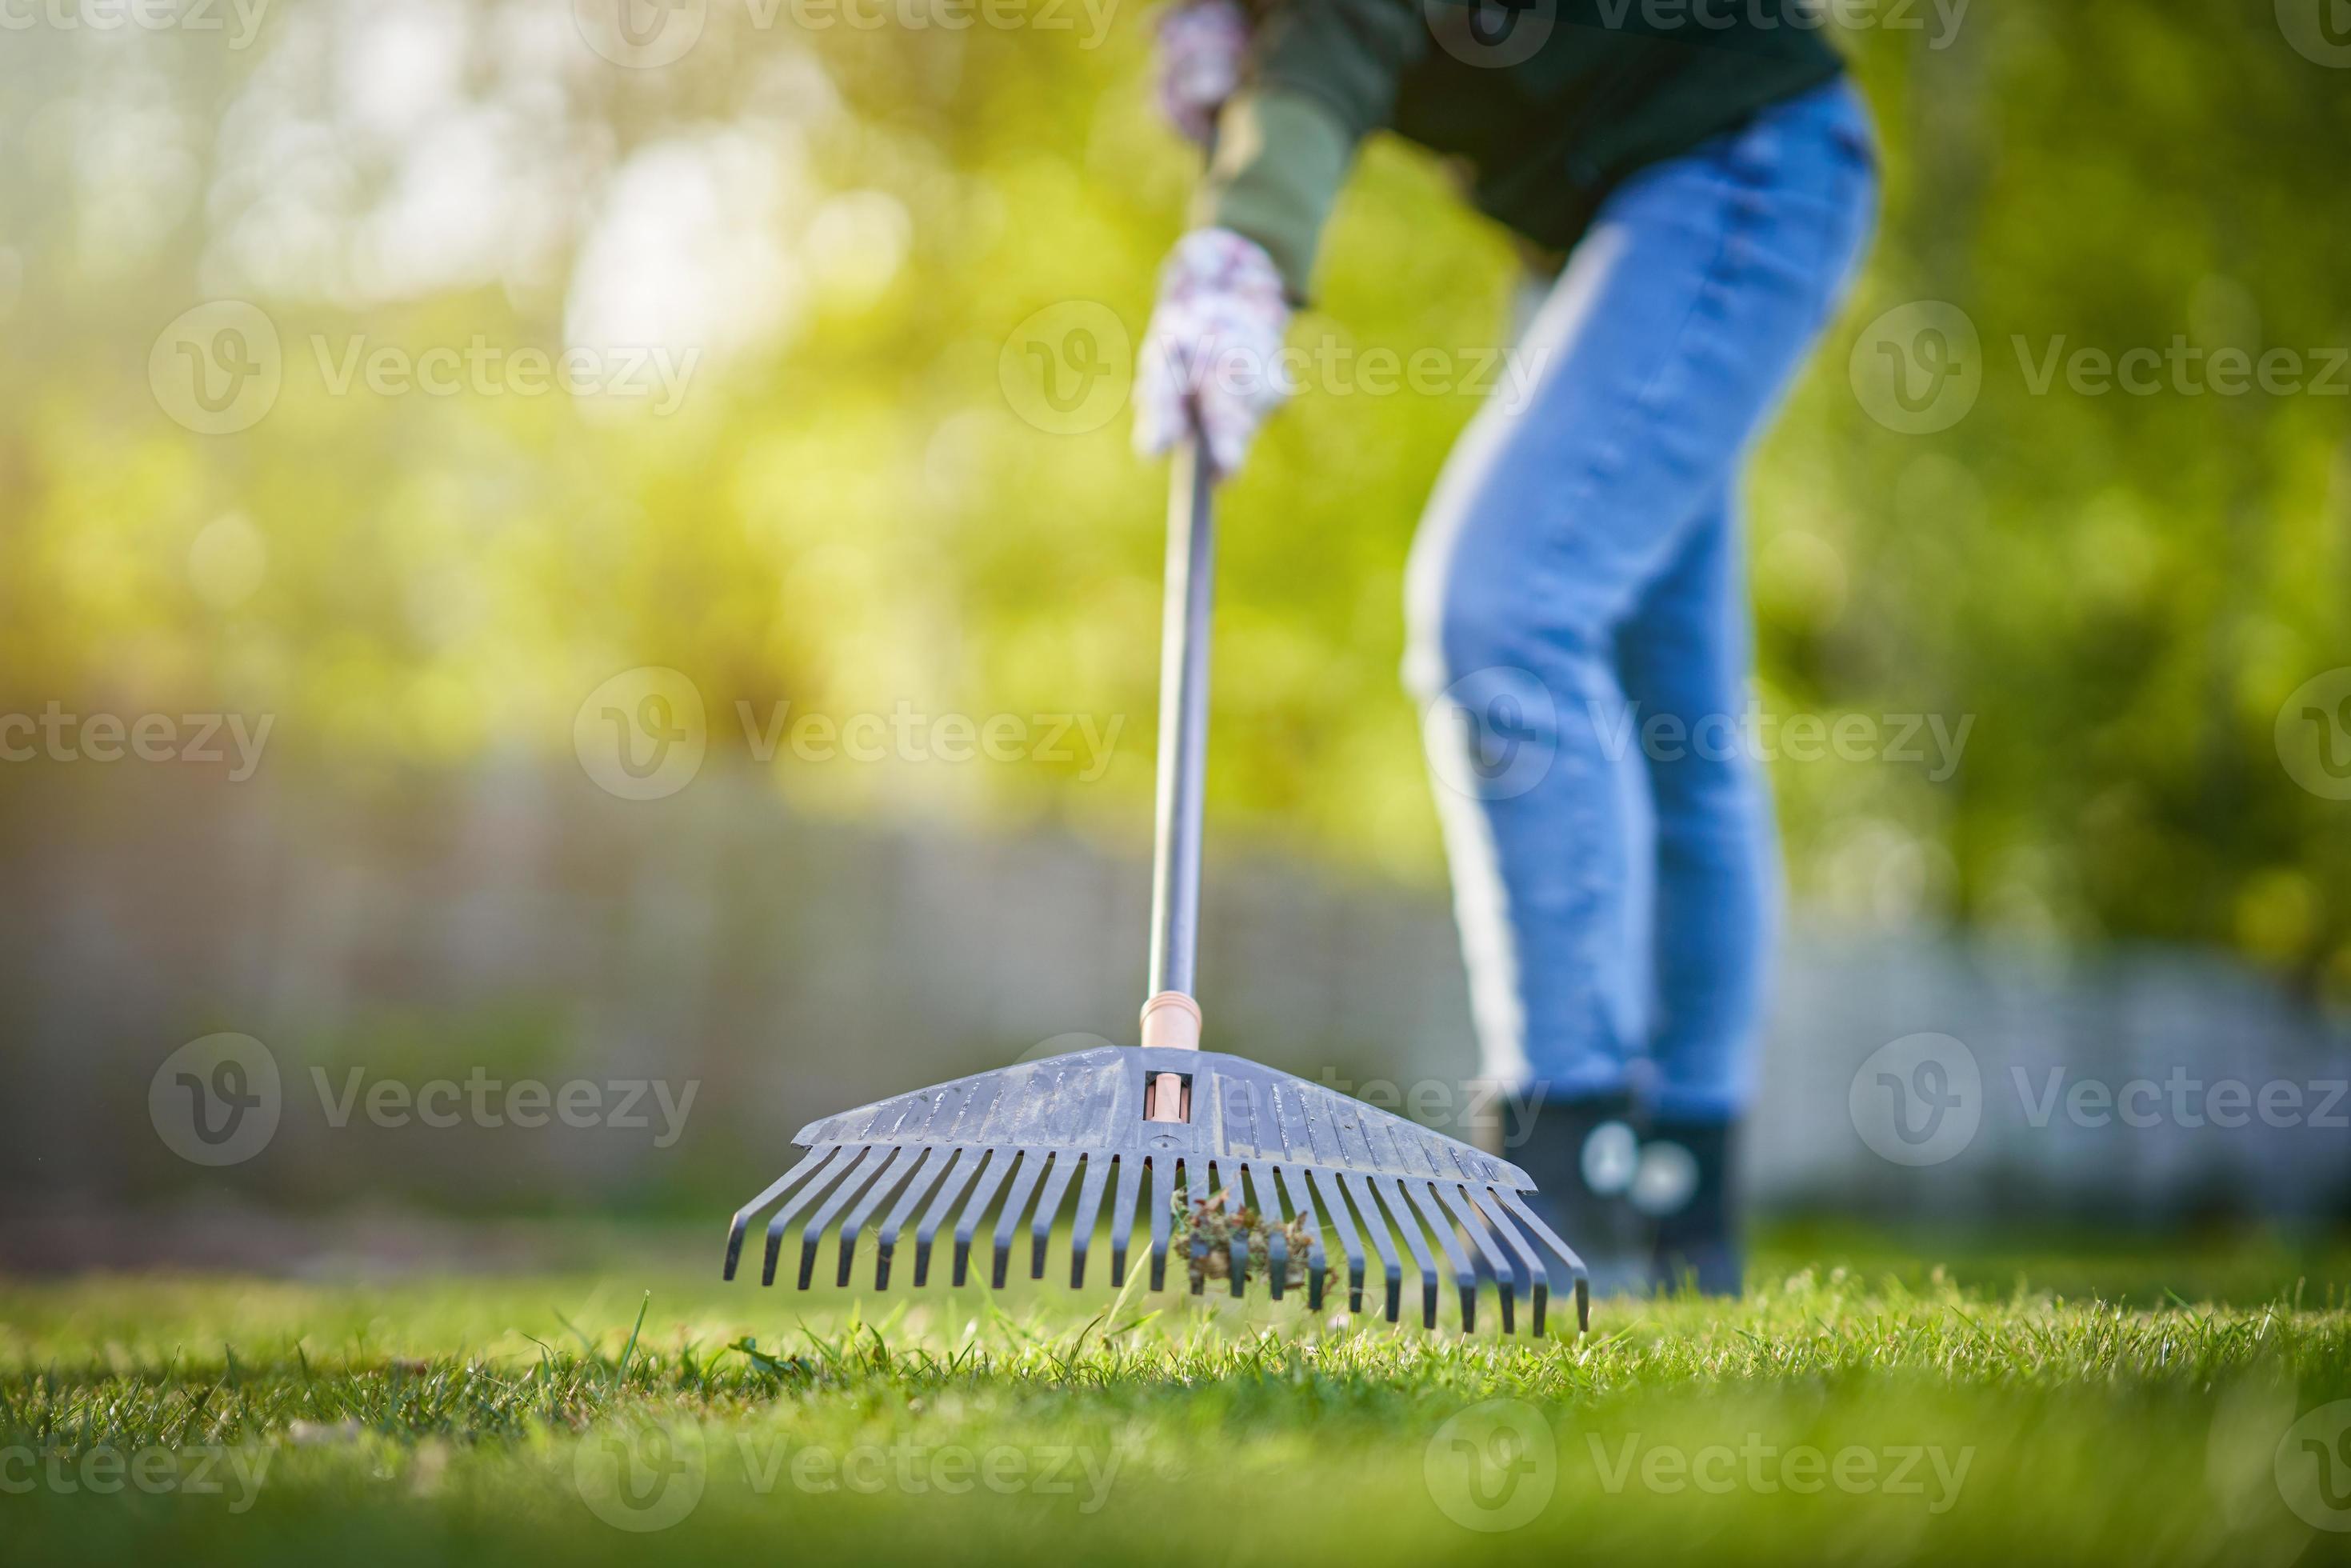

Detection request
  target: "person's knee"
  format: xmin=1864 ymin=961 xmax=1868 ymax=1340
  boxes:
xmin=1440 ymin=558 xmax=1541 ymax=687
xmin=1413 ymin=540 xmax=1606 ymax=705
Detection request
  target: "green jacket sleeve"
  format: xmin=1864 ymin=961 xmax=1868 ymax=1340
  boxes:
xmin=1194 ymin=0 xmax=1421 ymax=300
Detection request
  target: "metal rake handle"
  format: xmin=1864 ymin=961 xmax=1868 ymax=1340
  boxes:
xmin=1139 ymin=430 xmax=1214 ymax=1070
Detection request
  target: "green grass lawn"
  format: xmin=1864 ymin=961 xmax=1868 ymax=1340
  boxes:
xmin=2 ymin=1228 xmax=2349 ymax=1565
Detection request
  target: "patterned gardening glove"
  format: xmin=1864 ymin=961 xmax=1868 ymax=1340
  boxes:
xmin=1133 ymin=227 xmax=1294 ymax=477
xmin=1154 ymin=0 xmax=1250 ymax=146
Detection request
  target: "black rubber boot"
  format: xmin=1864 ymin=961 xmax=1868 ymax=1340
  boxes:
xmin=1641 ymin=1117 xmax=1743 ymax=1297
xmin=1505 ymin=1091 xmax=1648 ymax=1296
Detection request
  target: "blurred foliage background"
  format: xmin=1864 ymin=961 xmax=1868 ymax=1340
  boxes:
xmin=1 ymin=0 xmax=2349 ymax=1000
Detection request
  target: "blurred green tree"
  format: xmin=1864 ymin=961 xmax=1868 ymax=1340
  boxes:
xmin=0 ymin=0 xmax=2345 ymax=997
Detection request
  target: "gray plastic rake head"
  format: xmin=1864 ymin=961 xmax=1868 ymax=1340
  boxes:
xmin=722 ymin=433 xmax=1589 ymax=1335
xmin=723 ymin=1044 xmax=1589 ymax=1335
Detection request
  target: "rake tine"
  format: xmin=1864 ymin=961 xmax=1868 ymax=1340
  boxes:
xmin=1489 ymin=1185 xmax=1588 ymax=1274
xmin=990 ymin=1150 xmax=1051 ymax=1290
xmin=1189 ymin=1174 xmax=1228 ymax=1296
xmin=1468 ymin=1186 xmax=1550 ymax=1336
xmin=1270 ymin=1165 xmax=1328 ymax=1310
xmin=835 ymin=1146 xmax=924 ymax=1288
xmin=1029 ymin=1150 xmax=1082 ymax=1281
xmin=798 ymin=1145 xmax=894 ymax=1290
xmin=1109 ymin=1155 xmax=1144 ymax=1285
xmin=1220 ymin=1168 xmax=1245 ymax=1298
xmin=1402 ymin=1178 xmax=1478 ymax=1333
xmin=913 ymin=1147 xmax=987 ymax=1287
xmin=1371 ymin=1175 xmax=1441 ymax=1330
xmin=1337 ymin=1172 xmax=1404 ymax=1324
xmin=1148 ymin=1157 xmax=1174 ymax=1292
xmin=872 ymin=1146 xmax=952 ymax=1290
xmin=832 ymin=1147 xmax=912 ymax=1298
xmin=1253 ymin=1165 xmax=1286 ymax=1302
xmin=726 ymin=1147 xmax=829 ymax=1279
xmin=951 ymin=1148 xmax=1018 ymax=1287
xmin=761 ymin=1146 xmax=853 ymax=1285
xmin=1491 ymin=1186 xmax=1588 ymax=1333
xmin=1181 ymin=1166 xmax=1211 ymax=1296
xmin=1435 ymin=1182 xmax=1517 ymax=1334
xmin=1306 ymin=1166 xmax=1369 ymax=1314
xmin=1210 ymin=1162 xmax=1245 ymax=1298
xmin=1185 ymin=1185 xmax=1210 ymax=1297
xmin=1228 ymin=1169 xmax=1252 ymax=1298
xmin=1067 ymin=1154 xmax=1113 ymax=1288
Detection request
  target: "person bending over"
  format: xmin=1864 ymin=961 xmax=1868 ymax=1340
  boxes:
xmin=1133 ymin=0 xmax=1879 ymax=1293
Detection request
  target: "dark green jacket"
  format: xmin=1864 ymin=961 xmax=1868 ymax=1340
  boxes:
xmin=1200 ymin=0 xmax=1843 ymax=298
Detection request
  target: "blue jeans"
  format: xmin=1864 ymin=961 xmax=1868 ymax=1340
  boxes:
xmin=1404 ymin=79 xmax=1878 ymax=1122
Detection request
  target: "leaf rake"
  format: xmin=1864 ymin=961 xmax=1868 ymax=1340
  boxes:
xmin=724 ymin=434 xmax=1589 ymax=1334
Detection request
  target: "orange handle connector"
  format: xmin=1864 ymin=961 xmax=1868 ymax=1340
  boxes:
xmin=1140 ymin=991 xmax=1198 ymax=1122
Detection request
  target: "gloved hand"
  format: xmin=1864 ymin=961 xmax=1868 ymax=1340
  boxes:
xmin=1154 ymin=0 xmax=1250 ymax=146
xmin=1133 ymin=227 xmax=1294 ymax=477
